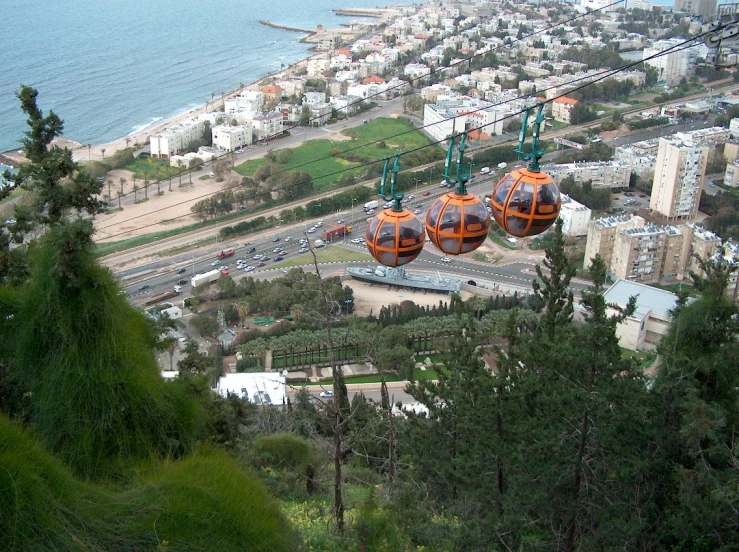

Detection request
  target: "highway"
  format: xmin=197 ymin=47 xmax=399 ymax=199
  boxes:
xmin=119 ymin=171 xmax=595 ymax=307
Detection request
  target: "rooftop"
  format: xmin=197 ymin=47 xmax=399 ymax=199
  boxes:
xmin=604 ymin=278 xmax=680 ymax=319
xmin=216 ymin=372 xmax=286 ymax=406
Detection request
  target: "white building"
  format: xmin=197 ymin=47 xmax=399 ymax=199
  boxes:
xmin=150 ymin=118 xmax=206 ymax=158
xmin=543 ymin=161 xmax=632 ymax=190
xmin=329 ymin=95 xmax=360 ymax=116
xmin=307 ymin=57 xmax=331 ymax=77
xmin=216 ymin=372 xmax=287 ymax=406
xmin=558 ymin=194 xmax=592 ymax=237
xmin=252 ymin=111 xmax=284 ymax=141
xmin=302 ymin=91 xmax=327 ymax=106
xmin=730 ymin=118 xmax=739 ymax=140
xmin=211 ymin=124 xmax=252 ymax=152
xmin=224 ymin=91 xmax=264 ymax=114
xmin=650 ymin=136 xmax=709 ymax=220
xmin=643 ymin=39 xmax=690 ymax=84
xmin=551 ymin=97 xmax=579 ymax=124
xmin=603 ymin=279 xmax=679 ymax=351
xmin=422 ymin=96 xmax=517 ymax=142
xmin=615 ymin=139 xmax=660 ymax=176
xmin=404 ymin=62 xmax=432 ymax=82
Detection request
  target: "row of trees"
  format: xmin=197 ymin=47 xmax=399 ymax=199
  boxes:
xmin=559 ymin=176 xmax=613 ymax=211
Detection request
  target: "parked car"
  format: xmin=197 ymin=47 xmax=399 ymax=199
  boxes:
xmin=319 ymin=390 xmax=334 ymax=398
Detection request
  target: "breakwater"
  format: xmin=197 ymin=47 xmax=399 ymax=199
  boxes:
xmin=258 ymin=20 xmax=315 ymax=35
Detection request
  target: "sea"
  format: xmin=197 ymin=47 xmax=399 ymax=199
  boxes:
xmin=0 ymin=0 xmax=412 ymax=153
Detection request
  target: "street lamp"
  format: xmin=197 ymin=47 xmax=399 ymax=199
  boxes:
xmin=414 ymin=176 xmax=419 ymax=192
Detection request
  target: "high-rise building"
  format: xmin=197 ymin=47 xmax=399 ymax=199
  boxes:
xmin=643 ymin=39 xmax=690 ymax=84
xmin=649 ymin=136 xmax=709 ymax=221
xmin=611 ymin=224 xmax=687 ymax=284
xmin=674 ymin=0 xmax=717 ymax=18
xmin=583 ymin=215 xmax=645 ymax=270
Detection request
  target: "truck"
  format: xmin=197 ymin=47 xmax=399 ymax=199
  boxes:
xmin=364 ymin=200 xmax=379 ymax=211
xmin=191 ymin=269 xmax=222 ymax=288
xmin=217 ymin=248 xmax=235 ymax=259
xmin=323 ymin=224 xmax=352 ymax=241
xmin=143 ymin=289 xmax=179 ymax=307
xmin=314 ymin=239 xmax=325 ymax=248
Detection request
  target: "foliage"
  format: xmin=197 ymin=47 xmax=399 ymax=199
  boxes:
xmin=559 ymin=176 xmax=612 ymax=210
xmin=0 ymin=416 xmax=298 ymax=551
xmin=626 ymin=116 xmax=669 ymax=131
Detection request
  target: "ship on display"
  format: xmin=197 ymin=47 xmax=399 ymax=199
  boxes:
xmin=346 ymin=265 xmax=461 ymax=293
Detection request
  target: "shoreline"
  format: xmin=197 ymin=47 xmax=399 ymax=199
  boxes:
xmin=2 ymin=10 xmax=393 ymax=167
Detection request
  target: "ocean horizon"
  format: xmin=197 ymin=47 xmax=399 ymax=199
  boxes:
xmin=0 ymin=0 xmax=412 ymax=153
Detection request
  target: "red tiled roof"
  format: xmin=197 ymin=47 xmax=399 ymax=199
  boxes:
xmin=554 ymin=96 xmax=578 ymax=105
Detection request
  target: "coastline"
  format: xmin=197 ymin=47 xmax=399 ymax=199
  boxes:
xmin=2 ymin=10 xmax=392 ymax=167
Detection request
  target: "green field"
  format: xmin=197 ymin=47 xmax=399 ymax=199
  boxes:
xmin=621 ymin=348 xmax=657 ymax=371
xmin=122 ymin=157 xmax=183 ymax=180
xmin=235 ymin=118 xmax=433 ymax=189
xmin=269 ymin=245 xmax=374 ymax=269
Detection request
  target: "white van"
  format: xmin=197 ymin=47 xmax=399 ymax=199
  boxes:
xmin=480 ymin=167 xmax=490 ymax=174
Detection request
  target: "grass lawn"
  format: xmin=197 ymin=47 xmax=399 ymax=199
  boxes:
xmin=0 ymin=186 xmax=24 ymax=206
xmin=123 ymin=157 xmax=183 ymax=180
xmin=269 ymin=245 xmax=374 ymax=269
xmin=305 ymin=373 xmax=402 ymax=385
xmin=234 ymin=118 xmax=434 ymax=189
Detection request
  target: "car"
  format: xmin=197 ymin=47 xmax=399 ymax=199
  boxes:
xmin=319 ymin=390 xmax=334 ymax=399
xmin=253 ymin=254 xmax=263 ymax=260
xmin=366 ymin=209 xmax=375 ymax=215
xmin=220 ymin=268 xmax=229 ymax=275
xmin=273 ymin=236 xmax=280 ymax=242
xmin=307 ymin=227 xmax=316 ymax=233
xmin=351 ymin=238 xmax=362 ymax=244
xmin=178 ymin=279 xmax=188 ymax=285
xmin=117 ymin=290 xmax=127 ymax=296
xmin=413 ymin=209 xmax=421 ymax=215
xmin=284 ymin=236 xmax=292 ymax=242
xmin=177 ymin=268 xmax=187 ymax=274
xmin=439 ymin=181 xmax=448 ymax=187
xmin=173 ymin=285 xmax=182 ymax=293
xmin=262 ymin=257 xmax=271 ymax=261
xmin=480 ymin=167 xmax=490 ymax=174
xmin=246 ymin=247 xmax=256 ymax=254
xmin=467 ymin=175 xmax=476 ymax=182
xmin=422 ymin=191 xmax=431 ymax=196
xmin=315 ymin=221 xmax=323 ymax=227
xmin=274 ymin=256 xmax=284 ymax=261
xmin=639 ymin=194 xmax=647 ymax=198
xmin=440 ymin=257 xmax=451 ymax=262
xmin=273 ymin=247 xmax=283 ymax=253
xmin=238 ymin=205 xmax=247 ymax=210
xmin=407 ymin=194 xmax=415 ymax=200
xmin=256 ymin=261 xmax=266 ymax=267
xmin=218 ymin=265 xmax=228 ymax=271
xmin=138 ymin=284 xmax=150 ymax=291
xmin=244 ymin=266 xmax=255 ymax=272
xmin=299 ymin=247 xmax=309 ymax=253
xmin=211 ymin=260 xmax=220 ymax=266
xmin=337 ymin=219 xmax=345 ymax=224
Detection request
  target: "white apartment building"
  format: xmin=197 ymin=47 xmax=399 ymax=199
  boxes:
xmin=422 ymin=97 xmax=515 ymax=142
xmin=584 ymin=214 xmax=645 ymax=270
xmin=251 ymin=111 xmax=284 ymax=141
xmin=729 ymin=118 xmax=739 ymax=140
xmin=724 ymin=159 xmax=739 ymax=187
xmin=544 ymin=161 xmax=631 ymax=190
xmin=224 ymin=91 xmax=264 ymax=114
xmin=307 ymin=58 xmax=331 ymax=77
xmin=309 ymin=102 xmax=332 ymax=126
xmin=329 ymin=95 xmax=360 ymax=116
xmin=551 ymin=97 xmax=578 ymax=123
xmin=211 ymin=124 xmax=252 ymax=152
xmin=302 ymin=91 xmax=327 ymax=106
xmin=650 ymin=136 xmax=709 ymax=220
xmin=404 ymin=62 xmax=432 ymax=82
xmin=673 ymin=126 xmax=729 ymax=147
xmin=615 ymin=139 xmax=660 ymax=176
xmin=150 ymin=118 xmax=205 ymax=158
xmin=559 ymin=194 xmax=592 ymax=237
xmin=643 ymin=39 xmax=690 ymax=84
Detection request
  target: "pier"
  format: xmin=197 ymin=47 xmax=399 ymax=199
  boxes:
xmin=258 ymin=20 xmax=314 ymax=35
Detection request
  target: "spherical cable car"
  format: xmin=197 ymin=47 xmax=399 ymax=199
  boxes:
xmin=365 ymin=156 xmax=425 ymax=267
xmin=425 ymin=132 xmax=491 ymax=255
xmin=491 ymin=104 xmax=561 ymax=238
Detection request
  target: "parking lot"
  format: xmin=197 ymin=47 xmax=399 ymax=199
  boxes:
xmin=611 ymin=191 xmax=649 ymax=214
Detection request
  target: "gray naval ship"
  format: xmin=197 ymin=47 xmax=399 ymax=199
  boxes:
xmin=346 ymin=265 xmax=461 ymax=293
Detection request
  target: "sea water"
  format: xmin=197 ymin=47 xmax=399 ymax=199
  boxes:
xmin=0 ymin=0 xmax=409 ymax=152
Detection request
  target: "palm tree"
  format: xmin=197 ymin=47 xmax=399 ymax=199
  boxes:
xmin=132 ymin=183 xmax=139 ymax=203
xmin=119 ymin=177 xmax=127 ymax=194
xmin=100 ymin=147 xmax=106 ymax=159
xmin=177 ymin=160 xmax=183 ymax=188
xmin=106 ymin=179 xmax=113 ymax=199
xmin=116 ymin=189 xmax=123 ymax=208
xmin=143 ymin=177 xmax=149 ymax=199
